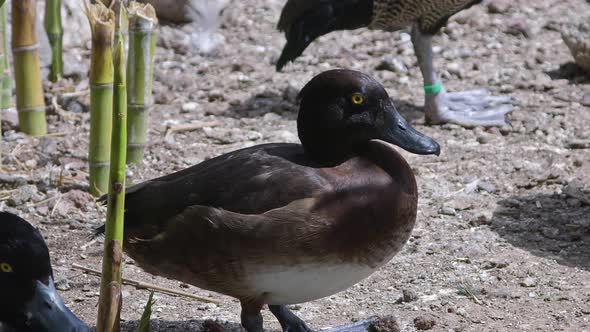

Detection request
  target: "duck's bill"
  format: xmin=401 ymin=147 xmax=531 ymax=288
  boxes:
xmin=23 ymin=278 xmax=89 ymax=332
xmin=379 ymin=102 xmax=441 ymax=156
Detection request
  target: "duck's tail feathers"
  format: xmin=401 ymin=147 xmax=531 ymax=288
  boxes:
xmin=276 ymin=0 xmax=373 ymax=71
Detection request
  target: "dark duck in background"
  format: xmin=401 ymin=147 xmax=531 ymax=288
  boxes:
xmin=276 ymin=0 xmax=514 ymax=127
xmin=0 ymin=212 xmax=89 ymax=332
xmin=95 ymin=69 xmax=440 ymax=332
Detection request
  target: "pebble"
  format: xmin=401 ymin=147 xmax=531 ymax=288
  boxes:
xmin=402 ymin=289 xmax=419 ymax=303
xmin=520 ymin=277 xmax=538 ymax=288
xmin=581 ymin=93 xmax=590 ymax=107
xmin=8 ymin=185 xmax=41 ymax=207
xmin=413 ymin=315 xmax=436 ymax=330
xmin=262 ymin=112 xmax=282 ymax=122
xmin=477 ymin=181 xmax=497 ymax=193
xmin=567 ymin=139 xmax=590 ymax=149
xmin=55 ymin=279 xmax=71 ymax=291
xmin=487 ymin=0 xmax=512 ymax=14
xmin=181 ymin=102 xmax=199 ymax=113
xmin=439 ymin=206 xmax=457 ymax=216
xmin=375 ymin=56 xmax=408 ymax=73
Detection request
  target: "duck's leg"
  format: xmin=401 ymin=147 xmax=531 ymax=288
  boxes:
xmin=269 ymin=305 xmax=313 ymax=332
xmin=410 ymin=24 xmax=513 ymax=127
xmin=240 ymin=300 xmax=265 ymax=332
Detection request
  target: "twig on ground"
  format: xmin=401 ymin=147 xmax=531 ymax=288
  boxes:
xmin=72 ymin=263 xmax=223 ymax=304
xmin=164 ymin=120 xmax=220 ymax=142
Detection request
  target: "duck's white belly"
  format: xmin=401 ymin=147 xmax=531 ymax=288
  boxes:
xmin=243 ymin=263 xmax=378 ymax=304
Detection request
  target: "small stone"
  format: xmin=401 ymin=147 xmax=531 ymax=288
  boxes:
xmin=371 ymin=316 xmax=400 ymax=332
xmin=506 ymin=17 xmax=532 ymax=38
xmin=68 ymin=190 xmax=94 ymax=209
xmin=439 ymin=206 xmax=457 ymax=216
xmin=181 ymin=102 xmax=199 ymax=113
xmin=477 ymin=181 xmax=497 ymax=193
xmin=470 ymin=211 xmax=493 ymax=226
xmin=455 ymin=307 xmax=468 ymax=318
xmin=8 ymin=185 xmax=40 ymax=207
xmin=446 ymin=62 xmax=462 ymax=77
xmin=402 ymin=289 xmax=419 ymax=303
xmin=262 ymin=112 xmax=281 ymax=122
xmin=581 ymin=93 xmax=590 ymax=107
xmin=567 ymin=139 xmax=590 ymax=149
xmin=25 ymin=159 xmax=38 ymax=168
xmin=487 ymin=0 xmax=511 ymax=14
xmin=413 ymin=315 xmax=436 ymax=330
xmin=375 ymin=56 xmax=408 ymax=73
xmin=55 ymin=279 xmax=71 ymax=291
xmin=520 ymin=277 xmax=538 ymax=288
xmin=476 ymin=135 xmax=491 ymax=144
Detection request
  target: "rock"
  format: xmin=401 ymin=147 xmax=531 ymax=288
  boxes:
xmin=487 ymin=0 xmax=511 ymax=14
xmin=413 ymin=315 xmax=436 ymax=330
xmin=567 ymin=139 xmax=590 ymax=149
xmin=439 ymin=206 xmax=457 ymax=216
xmin=55 ymin=279 xmax=71 ymax=291
xmin=561 ymin=18 xmax=590 ymax=72
xmin=371 ymin=316 xmax=400 ymax=332
xmin=506 ymin=17 xmax=532 ymax=38
xmin=477 ymin=181 xmax=497 ymax=193
xmin=375 ymin=56 xmax=408 ymax=73
xmin=262 ymin=112 xmax=282 ymax=122
xmin=8 ymin=185 xmax=41 ymax=207
xmin=68 ymin=190 xmax=94 ymax=210
xmin=402 ymin=289 xmax=419 ymax=303
xmin=520 ymin=277 xmax=538 ymax=288
xmin=182 ymin=102 xmax=200 ymax=113
xmin=581 ymin=93 xmax=590 ymax=107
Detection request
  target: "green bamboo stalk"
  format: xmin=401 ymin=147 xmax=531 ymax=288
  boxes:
xmin=0 ymin=2 xmax=10 ymax=110
xmin=86 ymin=2 xmax=115 ymax=197
xmin=126 ymin=2 xmax=157 ymax=164
xmin=44 ymin=0 xmax=63 ymax=82
xmin=11 ymin=0 xmax=47 ymax=136
xmin=97 ymin=20 xmax=127 ymax=332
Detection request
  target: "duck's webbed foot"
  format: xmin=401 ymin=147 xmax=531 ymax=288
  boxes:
xmin=425 ymin=89 xmax=514 ymax=127
xmin=269 ymin=305 xmax=314 ymax=332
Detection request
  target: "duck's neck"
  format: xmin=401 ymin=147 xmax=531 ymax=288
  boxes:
xmin=299 ymin=130 xmax=364 ymax=166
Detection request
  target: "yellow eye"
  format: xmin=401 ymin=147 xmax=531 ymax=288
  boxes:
xmin=351 ymin=93 xmax=364 ymax=105
xmin=0 ymin=262 xmax=13 ymax=273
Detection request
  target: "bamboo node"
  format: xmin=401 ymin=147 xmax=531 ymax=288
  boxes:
xmin=17 ymin=106 xmax=45 ymax=113
xmin=11 ymin=43 xmax=40 ymax=53
xmin=90 ymin=82 xmax=115 ymax=90
xmin=90 ymin=161 xmax=111 ymax=167
xmin=128 ymin=103 xmax=153 ymax=111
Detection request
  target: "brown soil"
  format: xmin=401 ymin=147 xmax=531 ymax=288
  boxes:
xmin=1 ymin=0 xmax=589 ymax=331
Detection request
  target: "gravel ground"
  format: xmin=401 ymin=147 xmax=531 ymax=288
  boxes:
xmin=1 ymin=0 xmax=589 ymax=331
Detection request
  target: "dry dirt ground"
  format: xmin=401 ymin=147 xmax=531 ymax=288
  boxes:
xmin=1 ymin=0 xmax=589 ymax=331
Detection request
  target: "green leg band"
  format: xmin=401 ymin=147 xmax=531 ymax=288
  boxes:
xmin=424 ymin=83 xmax=442 ymax=95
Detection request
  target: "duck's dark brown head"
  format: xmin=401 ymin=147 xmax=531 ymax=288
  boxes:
xmin=0 ymin=212 xmax=89 ymax=332
xmin=297 ymin=69 xmax=441 ymax=163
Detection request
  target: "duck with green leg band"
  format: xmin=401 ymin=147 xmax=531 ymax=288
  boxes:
xmin=424 ymin=83 xmax=442 ymax=95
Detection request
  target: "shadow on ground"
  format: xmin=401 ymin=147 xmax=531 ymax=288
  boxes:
xmin=546 ymin=62 xmax=590 ymax=84
xmin=490 ymin=183 xmax=590 ymax=270
xmin=119 ymin=318 xmax=243 ymax=332
xmin=221 ymin=86 xmax=424 ymax=124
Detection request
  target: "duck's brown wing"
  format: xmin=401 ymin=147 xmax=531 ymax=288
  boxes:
xmin=123 ymin=175 xmax=414 ymax=299
xmin=116 ymin=143 xmax=333 ymax=237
